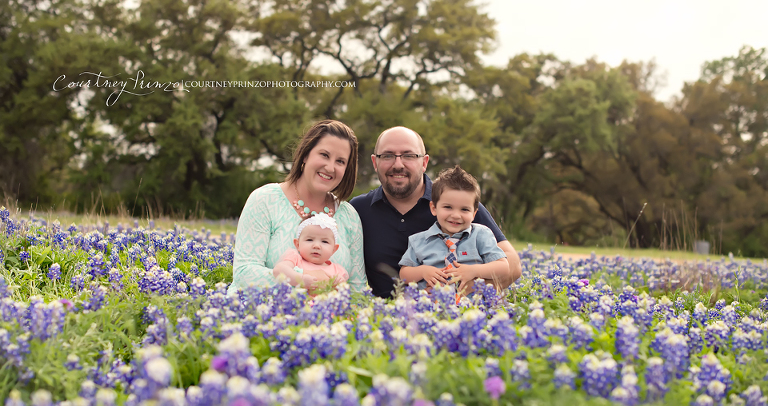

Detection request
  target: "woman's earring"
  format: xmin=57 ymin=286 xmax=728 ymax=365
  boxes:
xmin=301 ymin=162 xmax=305 ymax=172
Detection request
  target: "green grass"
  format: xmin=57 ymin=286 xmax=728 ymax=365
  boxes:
xmin=512 ymin=240 xmax=767 ymax=262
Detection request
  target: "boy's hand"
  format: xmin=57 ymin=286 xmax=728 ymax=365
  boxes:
xmin=447 ymin=262 xmax=479 ymax=293
xmin=418 ymin=265 xmax=450 ymax=287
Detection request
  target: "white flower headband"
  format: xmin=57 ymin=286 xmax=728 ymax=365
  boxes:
xmin=295 ymin=212 xmax=340 ymax=243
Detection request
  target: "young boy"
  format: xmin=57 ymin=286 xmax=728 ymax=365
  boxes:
xmin=399 ymin=165 xmax=508 ymax=297
xmin=272 ymin=213 xmax=349 ymax=293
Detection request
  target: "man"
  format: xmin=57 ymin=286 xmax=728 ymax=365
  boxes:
xmin=350 ymin=126 xmax=522 ymax=298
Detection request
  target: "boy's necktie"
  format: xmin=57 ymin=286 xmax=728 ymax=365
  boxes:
xmin=440 ymin=235 xmax=462 ymax=304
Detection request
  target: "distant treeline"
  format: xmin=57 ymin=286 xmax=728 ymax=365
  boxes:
xmin=1 ymin=0 xmax=766 ymax=256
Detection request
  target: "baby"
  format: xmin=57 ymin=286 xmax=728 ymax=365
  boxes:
xmin=272 ymin=213 xmax=349 ymax=291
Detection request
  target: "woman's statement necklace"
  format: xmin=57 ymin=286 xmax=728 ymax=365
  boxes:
xmin=293 ymin=183 xmax=334 ymax=219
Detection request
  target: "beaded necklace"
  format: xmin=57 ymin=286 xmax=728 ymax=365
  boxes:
xmin=292 ymin=183 xmax=334 ymax=219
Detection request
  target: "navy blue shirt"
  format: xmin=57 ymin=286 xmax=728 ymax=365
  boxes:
xmin=350 ymin=174 xmax=506 ymax=298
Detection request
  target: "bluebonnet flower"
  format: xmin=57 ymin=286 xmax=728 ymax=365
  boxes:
xmin=722 ymin=304 xmax=740 ymax=324
xmin=645 ymin=357 xmax=667 ymax=401
xmin=520 ymin=306 xmax=548 ymax=348
xmin=692 ymin=394 xmax=715 ymax=406
xmin=589 ymin=312 xmax=605 ymax=331
xmin=19 ymin=250 xmax=30 ymax=264
xmin=693 ymin=303 xmax=709 ymax=326
xmin=30 ymin=390 xmax=53 ymax=406
xmin=546 ymin=345 xmax=568 ymax=365
xmin=486 ymin=311 xmax=517 ymax=355
xmin=553 ymin=364 xmax=576 ymax=390
xmin=80 ymin=379 xmax=97 ymax=399
xmin=108 ymin=268 xmax=123 ymax=291
xmin=609 ymin=387 xmax=635 ymax=406
xmin=298 ymin=364 xmax=329 ymax=406
xmin=692 ymin=353 xmax=732 ymax=399
xmin=197 ymin=369 xmax=227 ymax=405
xmin=656 ymin=329 xmax=689 ymax=379
xmin=615 ymin=316 xmax=640 ymax=360
xmin=82 ymin=284 xmax=109 ymax=313
xmin=484 ymin=376 xmax=506 ymax=400
xmin=704 ymin=321 xmax=730 ymax=349
xmin=485 ymin=358 xmax=501 ymax=378
xmin=511 ymin=360 xmax=530 ymax=390
xmin=689 ymin=327 xmax=704 ymax=354
xmin=367 ymin=375 xmax=413 ymax=406
xmin=741 ymin=385 xmax=767 ymax=406
xmin=47 ymin=263 xmax=61 ymax=280
xmin=579 ymin=353 xmax=618 ymax=398
xmin=70 ymin=273 xmax=87 ymax=291
xmin=568 ymin=316 xmax=594 ymax=350
xmin=126 ymin=346 xmax=174 ymax=402
xmin=261 ymin=357 xmax=286 ymax=386
xmin=544 ymin=318 xmax=568 ymax=343
xmin=332 ymin=383 xmax=360 ymax=406
xmin=274 ymin=385 xmax=299 ymax=406
xmin=434 ymin=393 xmax=456 ymax=406
xmin=65 ymin=354 xmax=82 ymax=370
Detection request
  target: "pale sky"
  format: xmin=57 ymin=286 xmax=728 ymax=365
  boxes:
xmin=480 ymin=0 xmax=768 ymax=102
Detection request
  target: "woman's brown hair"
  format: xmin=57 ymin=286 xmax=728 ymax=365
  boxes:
xmin=285 ymin=120 xmax=359 ymax=201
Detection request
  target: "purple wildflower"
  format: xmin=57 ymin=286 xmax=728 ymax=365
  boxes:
xmin=484 ymin=376 xmax=506 ymax=400
xmin=47 ymin=263 xmax=61 ymax=280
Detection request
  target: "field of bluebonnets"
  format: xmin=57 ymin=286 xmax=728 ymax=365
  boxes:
xmin=1 ymin=206 xmax=768 ymax=406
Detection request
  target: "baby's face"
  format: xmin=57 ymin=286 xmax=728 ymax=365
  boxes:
xmin=294 ymin=225 xmax=338 ymax=265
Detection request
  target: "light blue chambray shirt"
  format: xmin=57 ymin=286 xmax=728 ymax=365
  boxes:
xmin=399 ymin=222 xmax=507 ymax=290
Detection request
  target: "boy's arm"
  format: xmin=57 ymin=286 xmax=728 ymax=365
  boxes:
xmin=399 ymin=237 xmax=450 ymax=287
xmin=448 ymin=258 xmax=509 ymax=292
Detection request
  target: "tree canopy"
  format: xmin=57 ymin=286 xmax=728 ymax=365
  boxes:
xmin=2 ymin=0 xmax=767 ymax=256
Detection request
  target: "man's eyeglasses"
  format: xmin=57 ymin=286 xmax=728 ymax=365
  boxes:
xmin=374 ymin=153 xmax=425 ymax=162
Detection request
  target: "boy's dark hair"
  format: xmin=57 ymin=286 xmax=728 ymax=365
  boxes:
xmin=431 ymin=165 xmax=481 ymax=209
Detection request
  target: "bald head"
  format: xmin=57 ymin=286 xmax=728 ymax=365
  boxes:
xmin=374 ymin=126 xmax=426 ymax=155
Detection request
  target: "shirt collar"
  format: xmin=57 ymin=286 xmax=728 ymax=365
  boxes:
xmin=370 ymin=173 xmax=433 ymax=206
xmin=424 ymin=221 xmax=472 ymax=239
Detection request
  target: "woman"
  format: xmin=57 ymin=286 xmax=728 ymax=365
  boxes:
xmin=228 ymin=120 xmax=368 ymax=295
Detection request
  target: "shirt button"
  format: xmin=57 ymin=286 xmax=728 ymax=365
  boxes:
xmin=401 ymin=219 xmax=405 ymax=222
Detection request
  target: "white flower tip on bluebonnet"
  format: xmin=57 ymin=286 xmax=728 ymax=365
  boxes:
xmin=226 ymin=376 xmax=251 ymax=397
xmin=200 ymin=369 xmax=227 ymax=386
xmin=30 ymin=389 xmax=52 ymax=406
xmin=67 ymin=353 xmax=80 ymax=363
xmin=298 ymin=364 xmax=327 ymax=385
xmin=146 ymin=357 xmax=173 ymax=386
xmin=361 ymin=394 xmax=377 ymax=406
xmin=218 ymin=332 xmax=250 ymax=353
xmin=277 ymin=386 xmax=300 ymax=404
xmin=138 ymin=345 xmax=164 ymax=362
xmin=296 ymin=212 xmax=340 ymax=242
xmin=94 ymin=388 xmax=117 ymax=406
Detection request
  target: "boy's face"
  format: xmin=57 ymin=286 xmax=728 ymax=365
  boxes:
xmin=429 ymin=189 xmax=478 ymax=235
xmin=294 ymin=225 xmax=339 ymax=265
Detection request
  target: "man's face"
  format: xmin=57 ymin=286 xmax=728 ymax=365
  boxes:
xmin=372 ymin=129 xmax=429 ymax=200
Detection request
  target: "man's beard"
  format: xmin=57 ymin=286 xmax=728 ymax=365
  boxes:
xmin=380 ymin=168 xmax=421 ymax=199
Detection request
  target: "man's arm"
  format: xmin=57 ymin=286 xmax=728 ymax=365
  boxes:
xmin=489 ymin=240 xmax=522 ymax=289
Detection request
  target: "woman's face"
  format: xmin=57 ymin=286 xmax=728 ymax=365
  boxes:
xmin=302 ymin=135 xmax=351 ymax=194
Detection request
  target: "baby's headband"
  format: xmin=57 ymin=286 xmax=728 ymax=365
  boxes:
xmin=296 ymin=212 xmax=340 ymax=242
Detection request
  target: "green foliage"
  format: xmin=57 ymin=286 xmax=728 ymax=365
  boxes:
xmin=2 ymin=0 xmax=767 ymax=256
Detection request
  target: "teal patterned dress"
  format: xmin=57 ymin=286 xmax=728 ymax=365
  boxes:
xmin=228 ymin=183 xmax=368 ymax=294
